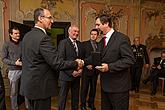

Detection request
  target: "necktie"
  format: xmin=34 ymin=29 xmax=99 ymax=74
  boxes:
xmin=103 ymin=36 xmax=106 ymax=48
xmin=91 ymin=41 xmax=97 ymax=52
xmin=73 ymin=41 xmax=78 ymax=55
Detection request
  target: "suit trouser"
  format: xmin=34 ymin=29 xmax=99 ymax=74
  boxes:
xmin=8 ymin=70 xmax=22 ymax=110
xmin=27 ymin=97 xmax=51 ymax=110
xmin=58 ymin=78 xmax=80 ymax=110
xmin=0 ymin=70 xmax=6 ymax=110
xmin=131 ymin=64 xmax=143 ymax=90
xmin=148 ymin=68 xmax=165 ymax=93
xmin=101 ymin=89 xmax=129 ymax=110
xmin=80 ymin=74 xmax=98 ymax=107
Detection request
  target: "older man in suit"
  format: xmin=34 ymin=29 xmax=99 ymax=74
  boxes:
xmin=95 ymin=14 xmax=135 ymax=110
xmin=58 ymin=25 xmax=84 ymax=110
xmin=20 ymin=8 xmax=83 ymax=110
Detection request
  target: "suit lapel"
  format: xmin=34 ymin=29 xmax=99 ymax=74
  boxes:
xmin=76 ymin=41 xmax=82 ymax=56
xmin=67 ymin=38 xmax=77 ymax=56
xmin=102 ymin=31 xmax=116 ymax=57
xmin=88 ymin=40 xmax=94 ymax=51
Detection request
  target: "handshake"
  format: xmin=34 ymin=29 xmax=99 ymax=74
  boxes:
xmin=75 ymin=59 xmax=84 ymax=70
xmin=72 ymin=59 xmax=84 ymax=77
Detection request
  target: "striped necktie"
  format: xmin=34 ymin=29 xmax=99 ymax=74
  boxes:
xmin=73 ymin=41 xmax=78 ymax=55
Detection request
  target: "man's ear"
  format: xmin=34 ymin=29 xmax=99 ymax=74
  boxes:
xmin=105 ymin=22 xmax=109 ymax=26
xmin=38 ymin=16 xmax=43 ymax=21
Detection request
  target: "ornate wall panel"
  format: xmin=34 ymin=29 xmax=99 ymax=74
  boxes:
xmin=0 ymin=0 xmax=5 ymax=50
xmin=80 ymin=1 xmax=131 ymax=41
xmin=141 ymin=8 xmax=165 ymax=41
xmin=19 ymin=0 xmax=78 ymax=23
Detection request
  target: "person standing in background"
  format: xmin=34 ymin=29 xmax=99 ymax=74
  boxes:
xmin=80 ymin=29 xmax=99 ymax=110
xmin=94 ymin=14 xmax=135 ymax=110
xmin=130 ymin=37 xmax=149 ymax=93
xmin=58 ymin=25 xmax=84 ymax=110
xmin=0 ymin=67 xmax=6 ymax=110
xmin=20 ymin=8 xmax=83 ymax=110
xmin=1 ymin=27 xmax=23 ymax=110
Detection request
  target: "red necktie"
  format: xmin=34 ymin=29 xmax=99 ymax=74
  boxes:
xmin=103 ymin=36 xmax=106 ymax=48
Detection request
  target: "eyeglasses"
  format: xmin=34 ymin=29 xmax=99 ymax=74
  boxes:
xmin=41 ymin=16 xmax=53 ymax=20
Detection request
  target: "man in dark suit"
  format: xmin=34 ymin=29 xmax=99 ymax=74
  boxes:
xmin=0 ymin=67 xmax=6 ymax=110
xmin=58 ymin=25 xmax=84 ymax=110
xmin=143 ymin=51 xmax=165 ymax=95
xmin=80 ymin=29 xmax=99 ymax=110
xmin=130 ymin=37 xmax=149 ymax=92
xmin=94 ymin=14 xmax=135 ymax=110
xmin=20 ymin=8 xmax=83 ymax=110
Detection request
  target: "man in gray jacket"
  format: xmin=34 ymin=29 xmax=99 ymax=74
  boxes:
xmin=1 ymin=27 xmax=23 ymax=110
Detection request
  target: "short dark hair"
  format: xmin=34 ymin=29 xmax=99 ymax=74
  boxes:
xmin=34 ymin=8 xmax=44 ymax=23
xmin=161 ymin=50 xmax=165 ymax=54
xmin=90 ymin=29 xmax=99 ymax=35
xmin=8 ymin=27 xmax=20 ymax=41
xmin=8 ymin=27 xmax=19 ymax=34
xmin=95 ymin=14 xmax=113 ymax=28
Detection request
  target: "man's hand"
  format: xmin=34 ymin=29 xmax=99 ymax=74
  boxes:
xmin=15 ymin=58 xmax=22 ymax=66
xmin=95 ymin=63 xmax=109 ymax=72
xmin=75 ymin=59 xmax=84 ymax=70
xmin=157 ymin=65 xmax=161 ymax=69
xmin=86 ymin=65 xmax=93 ymax=70
xmin=145 ymin=64 xmax=149 ymax=68
xmin=72 ymin=69 xmax=82 ymax=77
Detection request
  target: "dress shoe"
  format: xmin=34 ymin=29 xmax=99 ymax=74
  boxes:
xmin=89 ymin=106 xmax=96 ymax=110
xmin=88 ymin=104 xmax=96 ymax=110
xmin=135 ymin=88 xmax=139 ymax=93
xmin=80 ymin=107 xmax=87 ymax=110
xmin=130 ymin=88 xmax=135 ymax=91
xmin=143 ymin=80 xmax=148 ymax=84
xmin=151 ymin=91 xmax=156 ymax=96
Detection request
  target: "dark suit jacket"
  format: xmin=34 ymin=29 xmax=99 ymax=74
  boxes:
xmin=131 ymin=44 xmax=149 ymax=65
xmin=153 ymin=57 xmax=161 ymax=66
xmin=82 ymin=40 xmax=98 ymax=76
xmin=20 ymin=28 xmax=77 ymax=100
xmin=98 ymin=30 xmax=135 ymax=93
xmin=153 ymin=57 xmax=165 ymax=69
xmin=58 ymin=38 xmax=84 ymax=81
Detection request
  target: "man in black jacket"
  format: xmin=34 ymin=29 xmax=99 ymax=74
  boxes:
xmin=95 ymin=14 xmax=135 ymax=110
xmin=80 ymin=29 xmax=99 ymax=110
xmin=130 ymin=37 xmax=149 ymax=92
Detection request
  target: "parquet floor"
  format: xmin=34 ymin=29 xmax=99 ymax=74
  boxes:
xmin=5 ymin=79 xmax=165 ymax=110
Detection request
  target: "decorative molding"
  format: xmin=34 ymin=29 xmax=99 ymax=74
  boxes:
xmin=0 ymin=0 xmax=5 ymax=45
xmin=141 ymin=7 xmax=165 ymax=45
xmin=92 ymin=4 xmax=124 ymax=30
xmin=0 ymin=0 xmax=6 ymax=71
xmin=16 ymin=10 xmax=24 ymax=22
xmin=80 ymin=1 xmax=130 ymax=41
xmin=146 ymin=35 xmax=165 ymax=54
